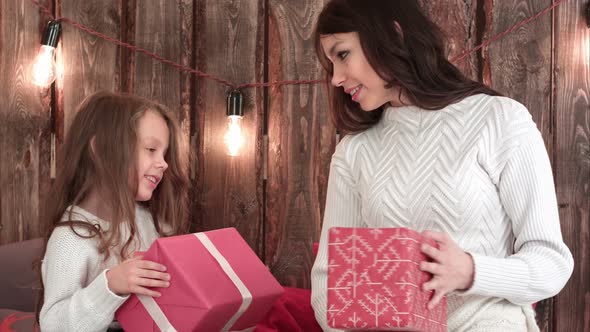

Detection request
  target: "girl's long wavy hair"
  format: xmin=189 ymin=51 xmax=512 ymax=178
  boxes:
xmin=314 ymin=0 xmax=501 ymax=134
xmin=35 ymin=91 xmax=189 ymax=321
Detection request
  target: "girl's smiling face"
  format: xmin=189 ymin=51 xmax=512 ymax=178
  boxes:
xmin=320 ymin=32 xmax=403 ymax=111
xmin=134 ymin=110 xmax=169 ymax=201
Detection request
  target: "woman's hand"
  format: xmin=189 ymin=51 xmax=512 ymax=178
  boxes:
xmin=420 ymin=230 xmax=474 ymax=309
xmin=106 ymin=255 xmax=170 ymax=297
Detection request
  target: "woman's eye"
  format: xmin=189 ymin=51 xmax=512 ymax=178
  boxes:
xmin=337 ymin=51 xmax=349 ymax=60
xmin=146 ymin=148 xmax=156 ymax=152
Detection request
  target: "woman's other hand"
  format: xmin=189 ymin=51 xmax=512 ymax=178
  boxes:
xmin=420 ymin=230 xmax=474 ymax=309
xmin=106 ymin=255 xmax=170 ymax=297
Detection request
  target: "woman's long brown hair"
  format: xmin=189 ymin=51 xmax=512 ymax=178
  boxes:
xmin=314 ymin=0 xmax=501 ymax=134
xmin=35 ymin=91 xmax=189 ymax=321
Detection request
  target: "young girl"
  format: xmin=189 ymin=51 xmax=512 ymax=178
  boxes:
xmin=37 ymin=91 xmax=188 ymax=331
xmin=310 ymin=1 xmax=573 ymax=331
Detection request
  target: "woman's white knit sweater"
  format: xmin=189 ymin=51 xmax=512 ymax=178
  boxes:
xmin=40 ymin=205 xmax=160 ymax=332
xmin=311 ymin=94 xmax=574 ymax=331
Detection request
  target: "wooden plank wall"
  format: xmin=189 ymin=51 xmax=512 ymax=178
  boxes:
xmin=0 ymin=0 xmax=587 ymax=330
xmin=483 ymin=0 xmax=556 ymax=329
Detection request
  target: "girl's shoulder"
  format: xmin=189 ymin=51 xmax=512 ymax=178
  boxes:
xmin=135 ymin=204 xmax=172 ymax=235
xmin=59 ymin=205 xmax=109 ymax=233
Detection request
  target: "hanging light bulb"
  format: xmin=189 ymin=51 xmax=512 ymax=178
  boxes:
xmin=32 ymin=20 xmax=61 ymax=87
xmin=224 ymin=90 xmax=244 ymax=156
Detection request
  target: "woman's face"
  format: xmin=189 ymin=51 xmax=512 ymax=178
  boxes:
xmin=320 ymin=32 xmax=403 ymax=111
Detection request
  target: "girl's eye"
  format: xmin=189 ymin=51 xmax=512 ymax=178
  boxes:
xmin=337 ymin=51 xmax=349 ymax=60
xmin=146 ymin=148 xmax=156 ymax=152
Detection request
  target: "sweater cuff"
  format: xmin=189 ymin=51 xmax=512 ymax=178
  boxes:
xmin=82 ymin=269 xmax=129 ymax=315
xmin=459 ymin=252 xmax=530 ymax=297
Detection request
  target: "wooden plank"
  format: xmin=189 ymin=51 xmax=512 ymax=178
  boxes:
xmin=191 ymin=0 xmax=265 ymax=253
xmin=553 ymin=1 xmax=590 ymax=331
xmin=0 ymin=0 xmax=52 ymax=244
xmin=483 ymin=0 xmax=553 ymax=149
xmin=483 ymin=1 xmax=554 ymax=329
xmin=266 ymin=0 xmax=336 ymax=288
xmin=55 ymin=0 xmax=122 ymax=141
xmin=418 ymin=0 xmax=480 ymax=80
xmin=132 ymin=0 xmax=192 ymax=206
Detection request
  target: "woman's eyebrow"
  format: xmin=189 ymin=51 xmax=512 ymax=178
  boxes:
xmin=328 ymin=41 xmax=344 ymax=57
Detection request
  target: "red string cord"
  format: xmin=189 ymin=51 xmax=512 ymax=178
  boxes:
xmin=30 ymin=0 xmax=567 ymax=89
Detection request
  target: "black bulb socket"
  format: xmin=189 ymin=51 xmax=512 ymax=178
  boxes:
xmin=41 ymin=20 xmax=61 ymax=48
xmin=227 ymin=90 xmax=244 ymax=117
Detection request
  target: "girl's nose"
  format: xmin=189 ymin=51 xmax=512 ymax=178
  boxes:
xmin=157 ymin=158 xmax=168 ymax=171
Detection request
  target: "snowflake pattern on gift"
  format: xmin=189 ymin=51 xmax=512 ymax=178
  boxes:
xmin=327 ymin=227 xmax=447 ymax=331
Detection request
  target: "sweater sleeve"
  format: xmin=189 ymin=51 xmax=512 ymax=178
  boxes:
xmin=465 ymin=100 xmax=574 ymax=305
xmin=40 ymin=226 xmax=129 ymax=332
xmin=311 ymin=140 xmax=364 ymax=332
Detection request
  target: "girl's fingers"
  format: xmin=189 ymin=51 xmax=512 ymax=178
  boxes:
xmin=131 ymin=285 xmax=163 ymax=298
xmin=137 ymin=269 xmax=171 ymax=281
xmin=137 ymin=260 xmax=167 ymax=272
xmin=137 ymin=277 xmax=170 ymax=289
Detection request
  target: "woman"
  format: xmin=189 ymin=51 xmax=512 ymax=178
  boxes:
xmin=310 ymin=1 xmax=573 ymax=331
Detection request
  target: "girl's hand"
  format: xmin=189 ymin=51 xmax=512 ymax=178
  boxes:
xmin=106 ymin=256 xmax=170 ymax=297
xmin=420 ymin=230 xmax=474 ymax=309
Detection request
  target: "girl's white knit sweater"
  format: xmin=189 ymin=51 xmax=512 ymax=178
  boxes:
xmin=40 ymin=205 xmax=160 ymax=332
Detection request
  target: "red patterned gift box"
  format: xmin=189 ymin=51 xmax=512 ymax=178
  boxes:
xmin=327 ymin=227 xmax=446 ymax=331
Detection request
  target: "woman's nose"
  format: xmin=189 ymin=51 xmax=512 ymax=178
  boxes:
xmin=331 ymin=66 xmax=345 ymax=87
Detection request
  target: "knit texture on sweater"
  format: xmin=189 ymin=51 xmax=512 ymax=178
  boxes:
xmin=40 ymin=205 xmax=160 ymax=332
xmin=311 ymin=94 xmax=573 ymax=332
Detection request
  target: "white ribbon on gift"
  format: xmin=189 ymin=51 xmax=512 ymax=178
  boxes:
xmin=136 ymin=232 xmax=254 ymax=332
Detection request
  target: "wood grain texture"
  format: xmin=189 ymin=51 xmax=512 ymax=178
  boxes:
xmin=55 ymin=0 xmax=122 ymax=141
xmin=191 ymin=0 xmax=265 ymax=254
xmin=132 ymin=0 xmax=193 ymax=210
xmin=266 ymin=0 xmax=336 ymax=288
xmin=0 ymin=0 xmax=52 ymax=244
xmin=483 ymin=1 xmax=557 ymax=330
xmin=418 ymin=0 xmax=480 ymax=80
xmin=553 ymin=1 xmax=590 ymax=331
xmin=483 ymin=0 xmax=553 ymax=147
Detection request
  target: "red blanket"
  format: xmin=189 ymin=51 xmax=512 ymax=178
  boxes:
xmin=255 ymin=287 xmax=322 ymax=332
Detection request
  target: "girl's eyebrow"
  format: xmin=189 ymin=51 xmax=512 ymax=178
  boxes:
xmin=142 ymin=136 xmax=168 ymax=148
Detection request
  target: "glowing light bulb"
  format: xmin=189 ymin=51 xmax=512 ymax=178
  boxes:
xmin=224 ymin=115 xmax=244 ymax=156
xmin=32 ymin=45 xmax=57 ymax=87
xmin=225 ymin=90 xmax=245 ymax=156
xmin=32 ymin=20 xmax=61 ymax=88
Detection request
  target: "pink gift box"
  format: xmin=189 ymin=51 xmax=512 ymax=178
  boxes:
xmin=116 ymin=228 xmax=283 ymax=332
xmin=327 ymin=227 xmax=446 ymax=331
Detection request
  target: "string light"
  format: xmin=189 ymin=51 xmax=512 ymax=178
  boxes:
xmin=224 ymin=90 xmax=245 ymax=157
xmin=32 ymin=20 xmax=61 ymax=87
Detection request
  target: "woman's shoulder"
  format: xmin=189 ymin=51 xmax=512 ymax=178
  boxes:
xmin=458 ymin=94 xmax=530 ymax=119
xmin=333 ymin=131 xmax=372 ymax=162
